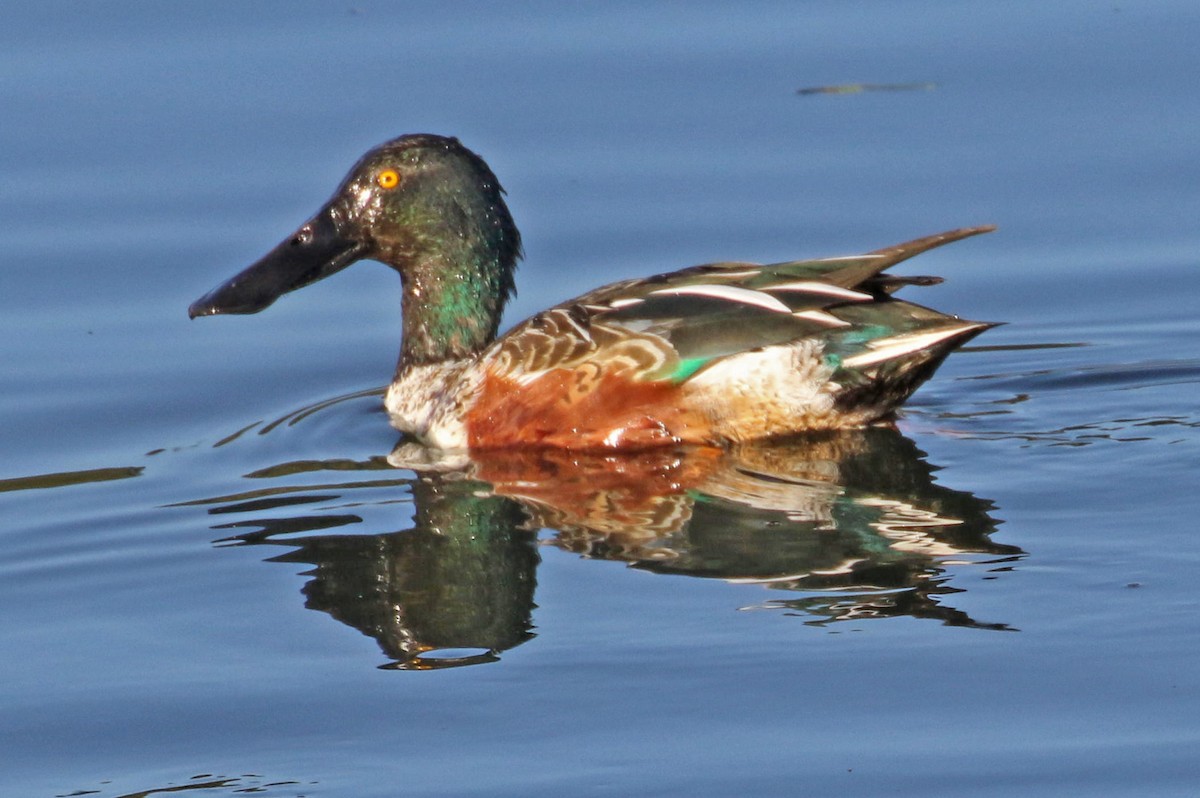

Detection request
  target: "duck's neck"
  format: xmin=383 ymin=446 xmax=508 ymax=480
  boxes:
xmin=396 ymin=238 xmax=517 ymax=371
xmin=381 ymin=140 xmax=522 ymax=374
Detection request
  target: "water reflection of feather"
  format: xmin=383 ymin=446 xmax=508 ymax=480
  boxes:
xmin=214 ymin=428 xmax=1020 ymax=669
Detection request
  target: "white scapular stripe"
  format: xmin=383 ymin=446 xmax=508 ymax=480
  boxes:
xmin=805 ymin=254 xmax=886 ymax=262
xmin=765 ymin=281 xmax=873 ymax=302
xmin=707 ymin=268 xmax=762 ymax=278
xmin=792 ymin=309 xmax=852 ymax=327
xmin=841 ymin=324 xmax=981 ymax=368
xmin=648 ymin=284 xmax=792 ymax=313
xmin=556 ymin=309 xmax=593 ymax=342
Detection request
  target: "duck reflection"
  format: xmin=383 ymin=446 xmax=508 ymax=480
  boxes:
xmin=209 ymin=428 xmax=1019 ymax=669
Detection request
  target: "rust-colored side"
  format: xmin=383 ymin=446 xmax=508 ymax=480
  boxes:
xmin=465 ymin=367 xmax=714 ymax=450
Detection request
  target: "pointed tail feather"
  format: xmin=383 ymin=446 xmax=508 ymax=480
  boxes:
xmin=867 ymin=226 xmax=996 ymax=268
xmin=840 ymin=320 xmax=996 ymax=370
xmin=785 ymin=225 xmax=996 ymax=291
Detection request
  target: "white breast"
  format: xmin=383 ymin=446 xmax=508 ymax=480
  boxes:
xmin=384 ymin=360 xmax=480 ymax=450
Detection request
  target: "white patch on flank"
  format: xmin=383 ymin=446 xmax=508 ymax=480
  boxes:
xmin=649 ymin=284 xmax=792 ymax=313
xmin=685 ymin=339 xmax=842 ymax=439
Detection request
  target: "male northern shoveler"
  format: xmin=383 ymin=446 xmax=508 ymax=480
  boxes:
xmin=190 ymin=134 xmax=994 ymax=451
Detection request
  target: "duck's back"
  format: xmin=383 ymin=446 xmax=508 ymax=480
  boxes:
xmin=444 ymin=227 xmax=994 ymax=450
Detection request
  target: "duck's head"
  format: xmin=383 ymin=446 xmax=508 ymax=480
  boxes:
xmin=189 ymin=134 xmax=521 ymax=362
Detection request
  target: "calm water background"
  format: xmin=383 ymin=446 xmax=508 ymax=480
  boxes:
xmin=3 ymin=2 xmax=1199 ymax=796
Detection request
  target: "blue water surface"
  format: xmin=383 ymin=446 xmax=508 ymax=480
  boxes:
xmin=2 ymin=2 xmax=1199 ymax=796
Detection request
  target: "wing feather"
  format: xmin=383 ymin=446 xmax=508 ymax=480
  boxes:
xmin=487 ymin=228 xmax=995 ymax=384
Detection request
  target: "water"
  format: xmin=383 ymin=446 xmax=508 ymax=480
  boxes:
xmin=3 ymin=2 xmax=1199 ymax=796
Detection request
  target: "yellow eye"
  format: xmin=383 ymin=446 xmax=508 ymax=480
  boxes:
xmin=377 ymin=169 xmax=400 ymax=189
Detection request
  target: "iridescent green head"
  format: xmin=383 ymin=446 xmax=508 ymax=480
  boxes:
xmin=189 ymin=134 xmax=522 ymax=365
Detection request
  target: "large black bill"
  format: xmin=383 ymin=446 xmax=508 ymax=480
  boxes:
xmin=188 ymin=206 xmax=366 ymax=318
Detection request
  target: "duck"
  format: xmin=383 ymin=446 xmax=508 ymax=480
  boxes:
xmin=189 ymin=134 xmax=995 ymax=451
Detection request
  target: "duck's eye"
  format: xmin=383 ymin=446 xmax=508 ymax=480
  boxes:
xmin=376 ymin=169 xmax=400 ymax=189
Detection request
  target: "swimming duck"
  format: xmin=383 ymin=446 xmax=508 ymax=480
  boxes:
xmin=190 ymin=134 xmax=994 ymax=451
